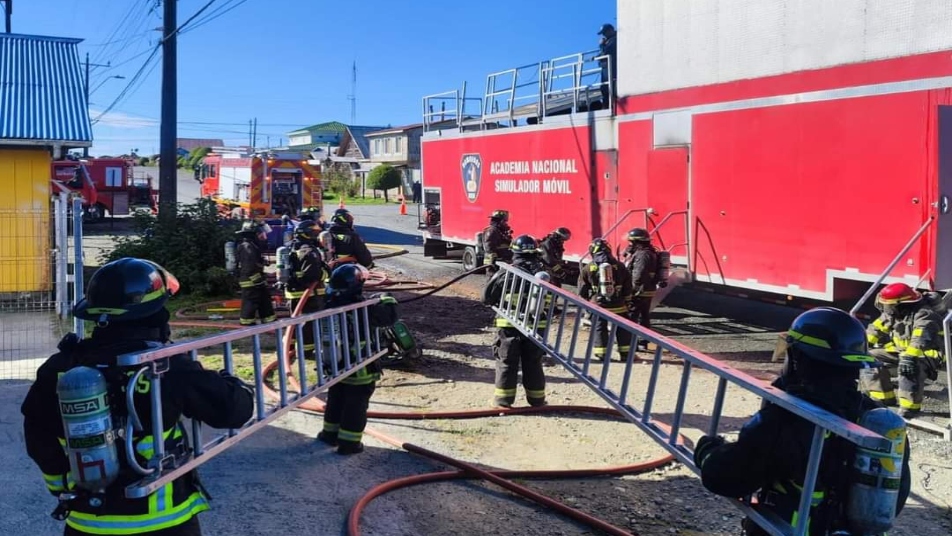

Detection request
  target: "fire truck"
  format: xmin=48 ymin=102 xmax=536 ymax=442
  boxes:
xmin=419 ymin=0 xmax=952 ymax=303
xmin=51 ymin=158 xmax=158 ymax=222
xmin=199 ymin=149 xmax=322 ymax=219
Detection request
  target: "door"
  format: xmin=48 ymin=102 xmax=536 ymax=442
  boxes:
xmin=595 ymin=149 xmax=618 ymax=243
xmin=934 ymin=106 xmax=952 ymax=289
xmin=646 ymin=147 xmax=690 ymax=264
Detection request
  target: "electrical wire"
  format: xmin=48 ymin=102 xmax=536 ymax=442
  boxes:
xmin=91 ymin=45 xmax=160 ymax=124
xmin=179 ymin=0 xmax=250 ymax=35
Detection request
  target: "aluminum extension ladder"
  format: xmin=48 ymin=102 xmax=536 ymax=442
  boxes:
xmin=491 ymin=264 xmax=893 ymax=536
xmin=114 ymin=298 xmax=389 ymax=499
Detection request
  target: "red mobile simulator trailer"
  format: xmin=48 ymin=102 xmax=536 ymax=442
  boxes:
xmin=419 ymin=0 xmax=952 ymax=304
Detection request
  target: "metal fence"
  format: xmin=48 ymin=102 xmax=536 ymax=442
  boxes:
xmin=0 ymin=195 xmax=83 ymax=380
xmin=490 ymin=264 xmax=893 ymax=536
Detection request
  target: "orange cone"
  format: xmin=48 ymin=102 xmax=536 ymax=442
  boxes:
xmin=399 ymin=197 xmax=407 ymax=216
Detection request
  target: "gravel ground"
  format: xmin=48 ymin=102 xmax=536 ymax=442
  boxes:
xmin=1 ymin=203 xmax=949 ymax=535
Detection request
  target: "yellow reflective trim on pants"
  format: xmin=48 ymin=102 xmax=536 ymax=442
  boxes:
xmin=286 ymin=290 xmax=305 ymax=298
xmin=899 ymin=399 xmax=921 ymax=410
xmin=303 ymin=344 xmax=315 ymax=351
xmin=605 ymin=306 xmax=627 ymax=314
xmin=262 ymin=315 xmax=277 ymax=323
xmin=869 ymin=391 xmax=896 ymax=401
xmin=43 ymin=472 xmax=66 ymax=492
xmin=525 ymin=389 xmax=546 ymax=398
xmin=338 ymin=429 xmax=362 ymax=442
xmin=239 ymin=319 xmax=256 ymax=325
xmin=617 ymin=345 xmax=631 ymax=354
xmin=239 ymin=280 xmax=261 ymax=288
xmin=65 ymin=490 xmax=209 ymax=535
xmin=323 ymin=422 xmax=340 ymax=433
xmin=593 ymin=347 xmax=607 ymax=357
xmin=494 ymin=388 xmax=517 ymax=397
xmin=494 ymin=318 xmax=513 ymax=328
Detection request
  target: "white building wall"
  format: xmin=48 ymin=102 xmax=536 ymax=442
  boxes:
xmin=618 ymin=0 xmax=952 ymax=96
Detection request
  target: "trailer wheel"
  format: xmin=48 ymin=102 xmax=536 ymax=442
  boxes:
xmin=462 ymin=246 xmax=479 ymax=272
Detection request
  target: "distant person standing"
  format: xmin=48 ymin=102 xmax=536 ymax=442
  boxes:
xmin=412 ymin=180 xmax=422 ymax=203
xmin=598 ymin=23 xmax=617 ymax=110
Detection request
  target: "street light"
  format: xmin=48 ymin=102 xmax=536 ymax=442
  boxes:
xmin=90 ymin=75 xmax=126 ymax=96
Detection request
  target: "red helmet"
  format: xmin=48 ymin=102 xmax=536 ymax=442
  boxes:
xmin=876 ymin=283 xmax=922 ymax=305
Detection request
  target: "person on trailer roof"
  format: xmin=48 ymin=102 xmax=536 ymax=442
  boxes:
xmin=482 ymin=209 xmax=513 ymax=274
xmin=597 ymin=23 xmax=618 ymax=110
xmin=695 ymin=307 xmax=910 ymax=536
xmin=860 ymin=282 xmax=946 ymax=418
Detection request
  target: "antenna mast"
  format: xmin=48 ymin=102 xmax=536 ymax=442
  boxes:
xmin=347 ymin=60 xmax=357 ymax=124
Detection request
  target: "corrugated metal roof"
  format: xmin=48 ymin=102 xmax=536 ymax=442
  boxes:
xmin=0 ymin=33 xmax=92 ymax=144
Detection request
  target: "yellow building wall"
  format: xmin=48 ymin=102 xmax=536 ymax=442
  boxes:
xmin=0 ymin=148 xmax=52 ymax=293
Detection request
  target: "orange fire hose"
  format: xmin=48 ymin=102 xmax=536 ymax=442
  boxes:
xmin=172 ymin=284 xmax=681 ymax=536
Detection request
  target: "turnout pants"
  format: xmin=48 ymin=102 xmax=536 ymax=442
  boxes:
xmin=289 ymin=295 xmax=324 ymax=359
xmin=322 ymin=382 xmax=376 ymax=447
xmin=240 ymin=285 xmax=276 ymax=326
xmin=628 ymin=295 xmax=653 ymax=329
xmin=592 ymin=305 xmax=632 ymax=360
xmin=66 ymin=516 xmax=202 ymax=536
xmin=859 ymin=348 xmax=941 ymax=411
xmin=493 ymin=327 xmax=546 ymax=406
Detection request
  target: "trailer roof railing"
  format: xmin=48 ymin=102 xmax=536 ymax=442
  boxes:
xmin=422 ymin=49 xmax=610 ymax=133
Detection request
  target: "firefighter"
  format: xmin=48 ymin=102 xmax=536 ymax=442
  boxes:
xmin=578 ymin=238 xmax=634 ymax=361
xmin=481 ymin=209 xmax=513 ymax=273
xmin=860 ymin=282 xmax=946 ymax=417
xmin=694 ymin=307 xmax=911 ymax=536
xmin=327 ymin=208 xmax=374 ymax=268
xmin=482 ymin=234 xmax=548 ymax=408
xmin=285 ymin=220 xmax=329 ymax=360
xmin=622 ymin=228 xmax=663 ymax=343
xmin=539 ymin=227 xmax=571 ymax=287
xmin=316 ymin=264 xmax=399 ymax=455
xmin=235 ymin=220 xmax=277 ymax=326
xmin=21 ymin=258 xmax=254 ymax=536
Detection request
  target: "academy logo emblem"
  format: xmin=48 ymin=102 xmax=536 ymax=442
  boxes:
xmin=461 ymin=154 xmax=482 ymax=203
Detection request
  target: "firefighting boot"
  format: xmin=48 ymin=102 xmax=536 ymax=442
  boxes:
xmin=317 ymin=431 xmax=338 ymax=446
xmin=337 ymin=441 xmax=365 ymax=455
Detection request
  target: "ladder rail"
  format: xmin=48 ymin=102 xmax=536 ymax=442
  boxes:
xmin=492 ymin=264 xmax=892 ymax=536
xmin=117 ymin=298 xmax=388 ymax=499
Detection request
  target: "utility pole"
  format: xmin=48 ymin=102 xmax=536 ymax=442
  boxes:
xmin=2 ymin=0 xmax=11 ymax=33
xmin=83 ymin=52 xmax=111 ymax=158
xmin=248 ymin=119 xmax=252 ymax=148
xmin=252 ymin=117 xmax=257 ymax=149
xmin=159 ymin=0 xmax=177 ymax=219
xmin=347 ymin=60 xmax=357 ymax=124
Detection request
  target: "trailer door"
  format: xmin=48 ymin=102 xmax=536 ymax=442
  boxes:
xmin=646 ymin=147 xmax=690 ymax=265
xmin=934 ymin=106 xmax=952 ymax=290
xmin=596 ymin=150 xmax=618 ymax=243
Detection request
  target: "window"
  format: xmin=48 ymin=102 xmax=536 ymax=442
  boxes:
xmin=385 ymin=138 xmax=392 ymax=154
xmin=396 ymin=136 xmax=402 ymax=154
xmin=374 ymin=139 xmax=381 ymax=155
xmin=105 ymin=167 xmax=123 ymax=187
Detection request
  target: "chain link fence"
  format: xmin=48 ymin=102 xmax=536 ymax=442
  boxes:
xmin=0 ymin=195 xmax=83 ymax=380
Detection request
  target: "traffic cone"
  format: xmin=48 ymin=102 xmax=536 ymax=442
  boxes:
xmin=338 ymin=196 xmax=345 ymax=209
xmin=399 ymin=197 xmax=407 ymax=216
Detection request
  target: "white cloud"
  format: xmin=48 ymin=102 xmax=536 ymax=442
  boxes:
xmin=89 ymin=109 xmax=159 ymax=128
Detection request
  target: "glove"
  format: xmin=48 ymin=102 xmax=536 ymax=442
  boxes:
xmin=693 ymin=435 xmax=726 ymax=468
xmin=898 ymin=356 xmax=916 ymax=377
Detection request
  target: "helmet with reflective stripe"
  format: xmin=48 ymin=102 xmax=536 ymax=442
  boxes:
xmin=490 ymin=209 xmax=509 ymax=223
xmin=785 ymin=307 xmax=878 ymax=368
xmin=876 ymin=283 xmax=922 ymax=306
xmin=295 ymin=220 xmax=321 ymax=242
xmin=553 ymin=227 xmax=571 ymax=241
xmin=332 ymin=208 xmax=354 ymax=228
xmin=327 ymin=263 xmax=368 ymax=302
xmin=73 ymin=258 xmax=180 ymax=323
xmin=627 ymin=228 xmax=650 ymax=243
xmin=298 ymin=206 xmax=321 ymax=222
xmin=589 ymin=238 xmax=611 ymax=256
xmin=510 ymin=234 xmax=540 ymax=254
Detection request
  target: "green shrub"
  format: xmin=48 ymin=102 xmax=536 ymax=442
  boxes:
xmin=325 ymin=167 xmax=359 ymax=198
xmin=366 ymin=164 xmax=403 ymax=201
xmin=105 ymin=198 xmax=241 ymax=295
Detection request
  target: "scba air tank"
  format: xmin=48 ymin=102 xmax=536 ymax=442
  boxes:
xmin=56 ymin=366 xmax=120 ymax=493
xmin=224 ymin=241 xmax=237 ymax=272
xmin=276 ymin=246 xmax=291 ymax=284
xmin=319 ymin=230 xmax=335 ymax=259
xmin=657 ymin=250 xmax=671 ymax=285
xmin=598 ymin=263 xmax=615 ymax=298
xmin=845 ymin=407 xmax=907 ymax=535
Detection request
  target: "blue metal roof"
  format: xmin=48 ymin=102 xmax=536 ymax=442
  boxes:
xmin=0 ymin=33 xmax=92 ymax=145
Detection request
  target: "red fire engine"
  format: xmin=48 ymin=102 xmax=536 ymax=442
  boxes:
xmin=419 ymin=0 xmax=952 ymax=303
xmin=199 ymin=149 xmax=322 ymax=218
xmin=51 ymin=158 xmax=158 ymax=222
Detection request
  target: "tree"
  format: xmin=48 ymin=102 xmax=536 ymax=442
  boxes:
xmin=365 ymin=164 xmax=403 ymax=202
xmin=186 ymin=147 xmax=212 ymax=170
xmin=323 ymin=166 xmax=358 ymax=198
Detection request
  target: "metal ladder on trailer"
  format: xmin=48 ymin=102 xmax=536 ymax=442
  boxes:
xmin=114 ymin=299 xmax=390 ymax=499
xmin=491 ymin=264 xmax=893 ymax=536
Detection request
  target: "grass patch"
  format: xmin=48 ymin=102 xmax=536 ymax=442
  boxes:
xmin=322 ymin=193 xmax=390 ymax=206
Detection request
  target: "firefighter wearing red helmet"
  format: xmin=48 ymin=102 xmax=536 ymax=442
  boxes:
xmin=481 ymin=209 xmax=513 ymax=273
xmin=578 ymin=238 xmax=634 ymax=361
xmin=860 ymin=282 xmax=946 ymax=417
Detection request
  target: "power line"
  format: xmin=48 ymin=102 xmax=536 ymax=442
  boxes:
xmin=180 ymin=0 xmax=250 ymax=34
xmin=161 ymin=0 xmax=218 ymax=43
xmin=90 ymin=45 xmax=160 ymax=124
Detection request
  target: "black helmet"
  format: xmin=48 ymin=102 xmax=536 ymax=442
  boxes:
xmin=236 ymin=220 xmax=268 ymax=238
xmin=553 ymin=227 xmax=571 ymax=241
xmin=295 ymin=220 xmax=320 ymax=242
xmin=331 ymin=208 xmax=354 ymax=228
xmin=73 ymin=258 xmax=180 ymax=324
xmin=298 ymin=206 xmax=321 ymax=222
xmin=511 ymin=234 xmax=540 ymax=254
xmin=784 ymin=307 xmax=878 ymax=368
xmin=326 ymin=263 xmax=367 ymax=302
xmin=598 ymin=23 xmax=615 ymax=36
xmin=490 ymin=209 xmax=509 ymax=223
xmin=627 ymin=228 xmax=650 ymax=243
xmin=589 ymin=238 xmax=611 ymax=256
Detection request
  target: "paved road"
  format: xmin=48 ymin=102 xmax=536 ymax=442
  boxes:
xmin=132 ymin=166 xmax=201 ymax=205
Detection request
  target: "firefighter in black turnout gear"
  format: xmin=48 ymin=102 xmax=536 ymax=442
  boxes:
xmin=327 ymin=208 xmax=373 ymax=268
xmin=316 ymin=264 xmax=399 ymax=455
xmin=622 ymin=228 xmax=663 ymax=334
xmin=285 ymin=220 xmax=329 ymax=360
xmin=482 ymin=209 xmax=513 ymax=273
xmin=482 ymin=235 xmax=548 ymax=408
xmin=21 ymin=258 xmax=254 ymax=536
xmin=694 ymin=307 xmax=911 ymax=536
xmin=539 ymin=227 xmax=571 ymax=287
xmin=578 ymin=239 xmax=634 ymax=361
xmin=235 ymin=220 xmax=277 ymax=326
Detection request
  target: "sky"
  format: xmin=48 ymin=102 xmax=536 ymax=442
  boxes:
xmin=11 ymin=0 xmax=616 ymax=156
